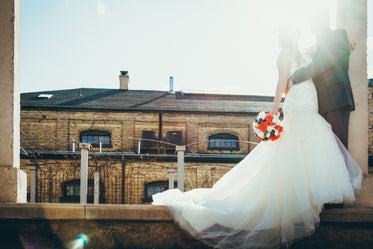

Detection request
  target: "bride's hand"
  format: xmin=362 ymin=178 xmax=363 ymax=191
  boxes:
xmin=270 ymin=108 xmax=278 ymax=116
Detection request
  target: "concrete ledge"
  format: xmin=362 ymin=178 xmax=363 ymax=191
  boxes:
xmin=0 ymin=203 xmax=85 ymax=220
xmin=0 ymin=203 xmax=174 ymax=221
xmin=85 ymin=204 xmax=173 ymax=221
xmin=1 ymin=204 xmax=372 ymax=222
xmin=321 ymin=208 xmax=373 ymax=222
xmin=0 ymin=204 xmax=372 ymax=249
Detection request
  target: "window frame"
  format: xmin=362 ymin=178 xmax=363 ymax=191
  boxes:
xmin=143 ymin=181 xmax=177 ymax=203
xmin=80 ymin=130 xmax=112 ymax=148
xmin=208 ymin=133 xmax=240 ymax=151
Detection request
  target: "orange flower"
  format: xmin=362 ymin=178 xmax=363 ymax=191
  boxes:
xmin=265 ymin=113 xmax=274 ymax=122
xmin=269 ymin=135 xmax=280 ymax=141
xmin=258 ymin=122 xmax=267 ymax=132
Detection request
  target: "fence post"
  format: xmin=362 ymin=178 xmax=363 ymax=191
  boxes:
xmin=29 ymin=165 xmax=37 ymax=203
xmin=138 ymin=139 xmax=141 ymax=154
xmin=176 ymin=145 xmax=185 ymax=192
xmin=94 ymin=171 xmax=100 ymax=204
xmin=167 ymin=168 xmax=175 ymax=189
xmin=72 ymin=139 xmax=76 ymax=152
xmin=79 ymin=143 xmax=91 ymax=204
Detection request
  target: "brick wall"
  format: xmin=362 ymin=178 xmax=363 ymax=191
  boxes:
xmin=20 ymin=110 xmax=258 ymax=154
xmin=20 ymin=109 xmax=258 ymax=204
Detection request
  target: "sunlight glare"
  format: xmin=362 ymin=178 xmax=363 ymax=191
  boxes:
xmin=253 ymin=0 xmax=337 ymax=52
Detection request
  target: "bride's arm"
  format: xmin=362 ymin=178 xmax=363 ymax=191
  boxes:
xmin=270 ymin=49 xmax=292 ymax=115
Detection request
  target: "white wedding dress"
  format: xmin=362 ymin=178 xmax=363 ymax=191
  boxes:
xmin=152 ymin=56 xmax=362 ymax=249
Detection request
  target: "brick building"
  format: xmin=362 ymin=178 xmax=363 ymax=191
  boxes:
xmin=20 ymin=78 xmax=274 ymax=204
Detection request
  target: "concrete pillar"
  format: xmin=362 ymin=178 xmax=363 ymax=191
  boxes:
xmin=176 ymin=146 xmax=185 ymax=192
xmin=337 ymin=0 xmax=373 ymax=208
xmin=337 ymin=0 xmax=368 ymax=175
xmin=0 ymin=0 xmax=26 ymax=203
xmin=79 ymin=143 xmax=91 ymax=204
xmin=167 ymin=168 xmax=175 ymax=190
xmin=29 ymin=165 xmax=37 ymax=203
xmin=94 ymin=171 xmax=100 ymax=204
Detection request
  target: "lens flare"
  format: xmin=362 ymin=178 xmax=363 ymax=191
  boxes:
xmin=71 ymin=235 xmax=88 ymax=249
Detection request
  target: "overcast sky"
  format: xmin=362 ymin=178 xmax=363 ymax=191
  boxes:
xmin=20 ymin=0 xmax=372 ymax=96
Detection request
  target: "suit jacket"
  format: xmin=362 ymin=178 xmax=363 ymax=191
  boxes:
xmin=291 ymin=29 xmax=355 ymax=114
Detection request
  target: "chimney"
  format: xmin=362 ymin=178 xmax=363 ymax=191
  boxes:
xmin=169 ymin=76 xmax=174 ymax=93
xmin=119 ymin=71 xmax=130 ymax=90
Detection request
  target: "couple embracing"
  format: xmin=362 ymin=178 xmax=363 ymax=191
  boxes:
xmin=153 ymin=9 xmax=362 ymax=249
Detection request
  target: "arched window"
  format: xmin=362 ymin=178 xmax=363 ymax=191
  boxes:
xmin=208 ymin=133 xmax=239 ymax=151
xmin=143 ymin=181 xmax=177 ymax=203
xmin=80 ymin=130 xmax=111 ymax=147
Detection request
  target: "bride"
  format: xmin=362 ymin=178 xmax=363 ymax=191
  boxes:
xmin=152 ymin=23 xmax=362 ymax=249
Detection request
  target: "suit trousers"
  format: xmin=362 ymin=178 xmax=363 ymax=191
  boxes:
xmin=321 ymin=108 xmax=350 ymax=148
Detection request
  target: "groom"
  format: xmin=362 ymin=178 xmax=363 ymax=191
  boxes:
xmin=289 ymin=9 xmax=355 ymax=148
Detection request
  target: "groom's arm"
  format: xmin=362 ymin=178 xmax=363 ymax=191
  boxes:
xmin=290 ymin=29 xmax=350 ymax=84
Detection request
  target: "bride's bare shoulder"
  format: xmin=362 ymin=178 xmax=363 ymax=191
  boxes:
xmin=277 ymin=48 xmax=292 ymax=67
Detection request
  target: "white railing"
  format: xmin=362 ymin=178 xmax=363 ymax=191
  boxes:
xmin=21 ymin=137 xmax=258 ymax=204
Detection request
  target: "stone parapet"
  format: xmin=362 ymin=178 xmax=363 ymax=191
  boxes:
xmin=0 ymin=204 xmax=373 ymax=248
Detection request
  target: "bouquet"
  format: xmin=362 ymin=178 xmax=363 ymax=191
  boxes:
xmin=252 ymin=111 xmax=283 ymax=141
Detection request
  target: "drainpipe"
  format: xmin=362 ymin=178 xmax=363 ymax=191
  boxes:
xmin=159 ymin=113 xmax=162 ymax=150
xmin=121 ymin=157 xmax=126 ymax=204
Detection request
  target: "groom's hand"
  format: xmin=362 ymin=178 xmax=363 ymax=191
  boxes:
xmin=349 ymin=40 xmax=356 ymax=52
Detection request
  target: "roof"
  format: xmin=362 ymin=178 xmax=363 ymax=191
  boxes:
xmin=21 ymin=88 xmax=275 ymax=114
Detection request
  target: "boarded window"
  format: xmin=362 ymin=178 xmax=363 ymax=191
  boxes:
xmin=166 ymin=131 xmax=183 ymax=148
xmin=142 ymin=131 xmax=156 ymax=148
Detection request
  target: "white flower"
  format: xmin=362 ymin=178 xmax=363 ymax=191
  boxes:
xmin=257 ymin=131 xmax=264 ymax=138
xmin=258 ymin=111 xmax=266 ymax=119
xmin=272 ymin=115 xmax=279 ymax=124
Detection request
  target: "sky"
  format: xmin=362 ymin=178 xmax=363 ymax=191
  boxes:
xmin=20 ymin=0 xmax=372 ymax=96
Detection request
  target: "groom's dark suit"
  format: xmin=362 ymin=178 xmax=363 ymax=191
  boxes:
xmin=290 ymin=29 xmax=355 ymax=147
